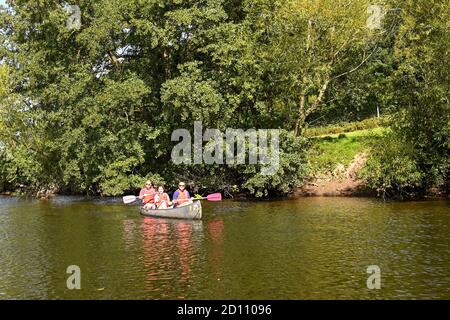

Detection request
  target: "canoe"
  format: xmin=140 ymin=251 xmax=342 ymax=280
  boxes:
xmin=140 ymin=200 xmax=202 ymax=220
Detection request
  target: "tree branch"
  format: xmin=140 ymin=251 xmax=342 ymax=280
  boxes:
xmin=333 ymin=46 xmax=379 ymax=80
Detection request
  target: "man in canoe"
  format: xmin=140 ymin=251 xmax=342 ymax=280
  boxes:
xmin=139 ymin=180 xmax=156 ymax=209
xmin=172 ymin=181 xmax=192 ymax=207
xmin=154 ymin=186 xmax=172 ymax=209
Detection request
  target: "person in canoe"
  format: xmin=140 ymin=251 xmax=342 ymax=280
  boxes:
xmin=172 ymin=181 xmax=192 ymax=207
xmin=154 ymin=186 xmax=172 ymax=209
xmin=139 ymin=180 xmax=156 ymax=209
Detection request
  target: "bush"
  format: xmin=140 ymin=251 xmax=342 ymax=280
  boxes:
xmin=359 ymin=133 xmax=423 ymax=199
xmin=160 ymin=130 xmax=309 ymax=198
xmin=241 ymin=130 xmax=309 ymax=197
xmin=0 ymin=148 xmax=13 ymax=192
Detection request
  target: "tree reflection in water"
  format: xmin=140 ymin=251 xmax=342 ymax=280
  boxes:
xmin=207 ymin=219 xmax=225 ymax=282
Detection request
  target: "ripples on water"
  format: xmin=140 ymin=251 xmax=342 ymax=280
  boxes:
xmin=0 ymin=196 xmax=449 ymax=299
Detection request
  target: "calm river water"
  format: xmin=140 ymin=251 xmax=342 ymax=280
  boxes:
xmin=0 ymin=196 xmax=449 ymax=299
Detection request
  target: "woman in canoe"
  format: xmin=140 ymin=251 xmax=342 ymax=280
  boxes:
xmin=154 ymin=186 xmax=172 ymax=209
xmin=139 ymin=180 xmax=156 ymax=209
xmin=172 ymin=181 xmax=192 ymax=207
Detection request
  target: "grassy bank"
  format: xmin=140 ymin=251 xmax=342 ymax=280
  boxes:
xmin=305 ymin=117 xmax=386 ymax=137
xmin=307 ymin=126 xmax=386 ymax=177
xmin=297 ymin=121 xmax=387 ymax=197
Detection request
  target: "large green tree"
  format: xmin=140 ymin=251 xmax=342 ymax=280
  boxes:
xmin=2 ymin=0 xmax=446 ymax=198
xmin=362 ymin=0 xmax=449 ymax=197
xmin=250 ymin=0 xmax=378 ymax=134
xmin=0 ymin=0 xmax=308 ymax=196
xmin=390 ymin=0 xmax=449 ymax=191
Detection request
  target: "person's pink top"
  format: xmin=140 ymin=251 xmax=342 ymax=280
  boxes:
xmin=139 ymin=187 xmax=155 ymax=198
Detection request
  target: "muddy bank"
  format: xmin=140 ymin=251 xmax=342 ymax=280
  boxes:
xmin=296 ymin=179 xmax=374 ymax=197
xmin=295 ymin=152 xmax=375 ymax=197
xmin=294 ymin=152 xmax=448 ymax=199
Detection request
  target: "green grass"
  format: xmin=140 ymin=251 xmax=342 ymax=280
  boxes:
xmin=316 ymin=127 xmax=387 ymax=138
xmin=305 ymin=117 xmax=387 ymax=137
xmin=308 ymin=127 xmax=387 ymax=175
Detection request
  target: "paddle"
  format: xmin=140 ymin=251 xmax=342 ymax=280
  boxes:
xmin=123 ymin=195 xmax=139 ymax=204
xmin=194 ymin=193 xmax=222 ymax=202
xmin=122 ymin=193 xmax=153 ymax=204
xmin=123 ymin=192 xmax=222 ymax=205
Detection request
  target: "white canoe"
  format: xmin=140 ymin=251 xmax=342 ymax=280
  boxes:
xmin=140 ymin=200 xmax=202 ymax=220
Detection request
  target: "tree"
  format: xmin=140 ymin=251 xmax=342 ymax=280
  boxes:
xmin=251 ymin=0 xmax=377 ymax=134
xmin=361 ymin=0 xmax=449 ymax=197
xmin=0 ymin=0 xmax=309 ymax=196
xmin=389 ymin=0 xmax=449 ymax=190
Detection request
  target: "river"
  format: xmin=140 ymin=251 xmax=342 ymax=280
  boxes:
xmin=0 ymin=196 xmax=449 ymax=299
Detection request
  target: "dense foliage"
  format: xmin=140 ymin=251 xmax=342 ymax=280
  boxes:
xmin=361 ymin=0 xmax=449 ymax=198
xmin=0 ymin=0 xmax=312 ymax=196
xmin=0 ymin=0 xmax=448 ymax=198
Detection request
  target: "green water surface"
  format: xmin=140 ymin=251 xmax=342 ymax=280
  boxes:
xmin=0 ymin=196 xmax=449 ymax=299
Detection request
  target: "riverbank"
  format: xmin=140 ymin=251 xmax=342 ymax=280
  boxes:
xmin=297 ymin=127 xmax=381 ymax=197
xmin=296 ymin=152 xmax=373 ymax=197
xmin=1 ymin=121 xmax=447 ymax=201
xmin=298 ymin=126 xmax=448 ymax=199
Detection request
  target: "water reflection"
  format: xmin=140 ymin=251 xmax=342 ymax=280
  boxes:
xmin=139 ymin=218 xmax=205 ymax=298
xmin=1 ymin=196 xmax=449 ymax=299
xmin=122 ymin=219 xmax=136 ymax=250
xmin=207 ymin=220 xmax=225 ymax=282
xmin=176 ymin=222 xmax=192 ymax=287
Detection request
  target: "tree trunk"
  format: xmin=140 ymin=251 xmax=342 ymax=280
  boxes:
xmin=306 ymin=20 xmax=312 ymax=51
xmin=310 ymin=79 xmax=330 ymax=112
xmin=294 ymin=94 xmax=306 ymax=136
xmin=294 ymin=78 xmax=330 ymax=136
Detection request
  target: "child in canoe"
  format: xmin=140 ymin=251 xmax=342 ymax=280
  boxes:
xmin=155 ymin=186 xmax=172 ymax=209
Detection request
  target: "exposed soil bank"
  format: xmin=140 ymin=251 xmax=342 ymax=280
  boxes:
xmin=296 ymin=180 xmax=374 ymax=197
xmin=294 ymin=151 xmax=448 ymax=199
xmin=295 ymin=152 xmax=373 ymax=197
